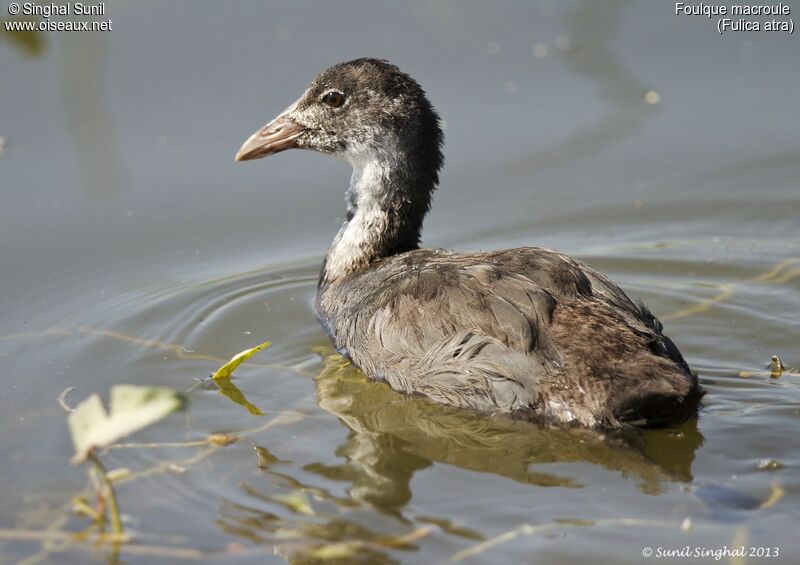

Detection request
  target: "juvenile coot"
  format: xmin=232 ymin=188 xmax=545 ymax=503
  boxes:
xmin=235 ymin=58 xmax=703 ymax=428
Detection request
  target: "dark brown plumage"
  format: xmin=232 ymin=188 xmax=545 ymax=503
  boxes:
xmin=236 ymin=58 xmax=703 ymax=428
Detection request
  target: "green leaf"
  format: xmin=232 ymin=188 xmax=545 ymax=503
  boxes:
xmin=68 ymin=385 xmax=186 ymax=463
xmin=211 ymin=342 xmax=270 ymax=415
xmin=212 ymin=341 xmax=271 ymax=380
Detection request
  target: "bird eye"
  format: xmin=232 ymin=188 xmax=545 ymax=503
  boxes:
xmin=322 ymin=91 xmax=345 ymax=108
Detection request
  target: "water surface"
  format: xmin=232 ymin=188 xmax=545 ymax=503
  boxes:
xmin=1 ymin=1 xmax=798 ymax=563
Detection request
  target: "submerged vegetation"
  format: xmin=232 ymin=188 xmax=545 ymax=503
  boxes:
xmin=66 ymin=385 xmax=186 ymax=536
xmin=62 ymin=342 xmax=271 ymax=541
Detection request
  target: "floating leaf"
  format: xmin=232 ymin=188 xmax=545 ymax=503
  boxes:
xmin=68 ymin=385 xmax=186 ymax=463
xmin=212 ymin=341 xmax=271 ymax=380
xmin=211 ymin=342 xmax=270 ymax=415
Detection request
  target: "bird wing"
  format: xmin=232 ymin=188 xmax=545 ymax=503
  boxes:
xmin=321 ymin=247 xmax=696 ymax=426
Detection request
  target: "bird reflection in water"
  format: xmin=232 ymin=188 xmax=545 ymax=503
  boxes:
xmin=306 ymin=348 xmax=703 ymax=509
xmin=217 ymin=348 xmax=702 ymax=560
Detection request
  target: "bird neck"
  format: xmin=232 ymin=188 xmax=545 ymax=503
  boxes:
xmin=320 ymin=147 xmax=435 ymax=286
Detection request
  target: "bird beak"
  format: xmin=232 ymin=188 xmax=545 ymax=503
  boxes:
xmin=235 ymin=114 xmax=305 ymax=162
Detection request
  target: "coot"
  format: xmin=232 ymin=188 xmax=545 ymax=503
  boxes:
xmin=236 ymin=58 xmax=703 ymax=428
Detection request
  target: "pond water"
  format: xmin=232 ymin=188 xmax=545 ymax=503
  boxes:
xmin=1 ymin=1 xmax=798 ymax=563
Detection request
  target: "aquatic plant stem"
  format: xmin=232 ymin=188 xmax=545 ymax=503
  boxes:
xmin=88 ymin=451 xmax=123 ymax=535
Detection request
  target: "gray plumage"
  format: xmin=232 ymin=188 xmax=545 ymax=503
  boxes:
xmin=236 ymin=58 xmax=703 ymax=428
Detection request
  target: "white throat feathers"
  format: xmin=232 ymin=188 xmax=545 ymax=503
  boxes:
xmin=323 ymin=146 xmax=399 ymax=282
